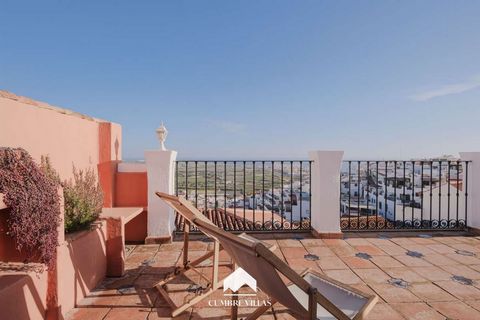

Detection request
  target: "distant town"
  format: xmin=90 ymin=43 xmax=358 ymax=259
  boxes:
xmin=174 ymin=155 xmax=467 ymax=228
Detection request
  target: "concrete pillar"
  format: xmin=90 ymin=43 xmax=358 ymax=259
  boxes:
xmin=460 ymin=152 xmax=479 ymax=229
xmin=308 ymin=150 xmax=344 ymax=238
xmin=144 ymin=150 xmax=177 ymax=243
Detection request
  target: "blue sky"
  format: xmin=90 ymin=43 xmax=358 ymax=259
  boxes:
xmin=1 ymin=1 xmax=480 ymax=160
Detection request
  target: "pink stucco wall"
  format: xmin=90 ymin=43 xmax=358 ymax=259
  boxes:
xmin=0 ymin=201 xmax=108 ymax=320
xmin=0 ymin=268 xmax=48 ymax=320
xmin=0 ymin=92 xmax=121 ymax=319
xmin=56 ymin=222 xmax=107 ymax=316
xmin=0 ymin=91 xmax=122 ymax=180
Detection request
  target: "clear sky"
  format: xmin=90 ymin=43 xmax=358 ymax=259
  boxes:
xmin=1 ymin=1 xmax=480 ymax=160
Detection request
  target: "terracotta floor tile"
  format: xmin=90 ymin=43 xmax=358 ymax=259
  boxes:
xmin=393 ymin=255 xmax=433 ymax=267
xmin=317 ymin=256 xmax=349 ymax=270
xmin=77 ymin=294 xmax=121 ymax=307
xmin=400 ymin=245 xmax=437 ymax=256
xmin=450 ymin=243 xmax=480 ymax=253
xmin=148 ymin=307 xmax=191 ymax=319
xmin=191 ymin=306 xmax=230 ymax=319
xmin=285 ymin=257 xmax=321 ymax=271
xmin=280 ymin=246 xmax=308 ymax=259
xmin=99 ymin=274 xmax=139 ymax=290
xmin=66 ymin=307 xmax=111 ymax=320
xmin=352 ymin=268 xmax=390 ymax=284
xmin=390 ymin=302 xmax=445 ymax=320
xmin=430 ymin=301 xmax=480 ymax=320
xmin=411 ymin=237 xmax=438 ymax=245
xmin=434 ymin=237 xmax=465 ymax=245
xmin=411 ymin=266 xmax=452 ymax=281
xmin=422 ymin=254 xmax=459 ymax=266
xmin=446 ymin=253 xmax=480 ymax=265
xmin=331 ymin=245 xmax=358 ymax=257
xmin=158 ymin=242 xmax=185 ymax=252
xmin=104 ymin=307 xmax=150 ymax=320
xmin=345 ymin=238 xmax=372 ymax=246
xmin=70 ymin=236 xmax=480 ymax=320
xmin=176 ymin=250 xmax=210 ymax=266
xmin=299 ymin=238 xmax=324 ymax=247
xmin=434 ymin=280 xmax=480 ymax=300
xmin=382 ymin=268 xmax=427 ymax=283
xmin=365 ymin=237 xmax=396 ymax=246
xmin=151 ymin=251 xmax=181 ymax=267
xmin=441 ymin=264 xmax=480 ymax=279
xmin=364 ymin=303 xmax=405 ymax=320
xmin=323 ymin=239 xmax=350 ymax=247
xmin=305 ymin=246 xmax=335 ymax=257
xmin=341 ymin=256 xmax=376 ymax=269
xmin=350 ymin=283 xmax=378 ymax=296
xmin=426 ymin=244 xmax=457 ymax=254
xmin=369 ymin=283 xmax=420 ymax=303
xmin=324 ymin=269 xmax=363 ymax=285
xmin=354 ymin=245 xmax=387 ymax=256
xmin=116 ymin=288 xmax=158 ymax=307
xmin=277 ymin=239 xmax=303 ymax=248
xmin=390 ymin=238 xmax=417 ymax=246
xmin=469 ymin=264 xmax=480 ymax=273
xmin=465 ymin=300 xmax=480 ymax=312
xmin=376 ymin=244 xmax=408 ymax=255
xmin=457 ymin=237 xmax=480 ymax=245
xmin=133 ymin=244 xmax=161 ymax=253
xmin=134 ymin=274 xmax=165 ymax=288
xmin=370 ymin=255 xmax=404 ymax=268
xmin=128 ymin=252 xmax=158 ymax=264
xmin=408 ymin=282 xmax=456 ymax=302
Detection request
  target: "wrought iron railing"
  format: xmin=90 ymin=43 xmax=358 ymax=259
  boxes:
xmin=175 ymin=160 xmax=312 ymax=232
xmin=340 ymin=160 xmax=470 ymax=230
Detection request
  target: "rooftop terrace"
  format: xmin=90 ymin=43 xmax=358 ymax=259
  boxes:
xmin=67 ymin=232 xmax=480 ymax=320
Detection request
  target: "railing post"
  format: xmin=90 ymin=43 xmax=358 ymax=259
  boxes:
xmin=144 ymin=124 xmax=177 ymax=243
xmin=460 ymin=152 xmax=479 ymax=230
xmin=308 ymin=150 xmax=344 ymax=238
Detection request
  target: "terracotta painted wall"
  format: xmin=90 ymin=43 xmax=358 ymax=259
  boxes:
xmin=0 ymin=91 xmax=122 ymax=208
xmin=56 ymin=222 xmax=107 ymax=316
xmin=115 ymin=172 xmax=148 ymax=242
xmin=0 ymin=91 xmax=122 ymax=181
xmin=0 ymin=269 xmax=48 ymax=320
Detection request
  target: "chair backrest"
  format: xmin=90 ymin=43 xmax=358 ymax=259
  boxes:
xmin=155 ymin=192 xmax=309 ymax=318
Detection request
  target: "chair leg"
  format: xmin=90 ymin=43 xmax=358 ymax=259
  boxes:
xmin=244 ymin=299 xmax=277 ymax=320
xmin=308 ymin=289 xmax=318 ymax=320
xmin=231 ymin=291 xmax=238 ymax=320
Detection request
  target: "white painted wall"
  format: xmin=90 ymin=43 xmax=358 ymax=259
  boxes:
xmin=145 ymin=150 xmax=177 ymax=239
xmin=460 ymin=152 xmax=478 ymax=228
xmin=308 ymin=150 xmax=344 ymax=234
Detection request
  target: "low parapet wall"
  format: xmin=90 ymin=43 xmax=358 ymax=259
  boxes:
xmin=0 ymin=194 xmax=108 ymax=320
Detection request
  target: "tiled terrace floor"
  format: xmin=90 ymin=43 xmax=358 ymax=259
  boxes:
xmin=67 ymin=232 xmax=480 ymax=320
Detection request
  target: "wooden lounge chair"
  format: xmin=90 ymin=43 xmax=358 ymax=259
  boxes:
xmin=154 ymin=192 xmax=275 ymax=317
xmin=156 ymin=192 xmax=378 ymax=320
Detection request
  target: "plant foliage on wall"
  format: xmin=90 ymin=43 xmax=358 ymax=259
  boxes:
xmin=0 ymin=148 xmax=61 ymax=267
xmin=63 ymin=166 xmax=103 ymax=233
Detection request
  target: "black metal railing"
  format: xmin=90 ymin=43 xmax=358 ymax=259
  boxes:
xmin=175 ymin=160 xmax=312 ymax=233
xmin=340 ymin=160 xmax=470 ymax=230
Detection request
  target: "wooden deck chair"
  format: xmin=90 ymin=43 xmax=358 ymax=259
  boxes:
xmin=154 ymin=192 xmax=276 ymax=317
xmin=156 ymin=193 xmax=378 ymax=320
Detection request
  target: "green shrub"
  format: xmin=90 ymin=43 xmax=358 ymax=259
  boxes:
xmin=63 ymin=166 xmax=103 ymax=233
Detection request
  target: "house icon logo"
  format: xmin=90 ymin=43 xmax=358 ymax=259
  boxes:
xmin=223 ymin=268 xmax=257 ymax=294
